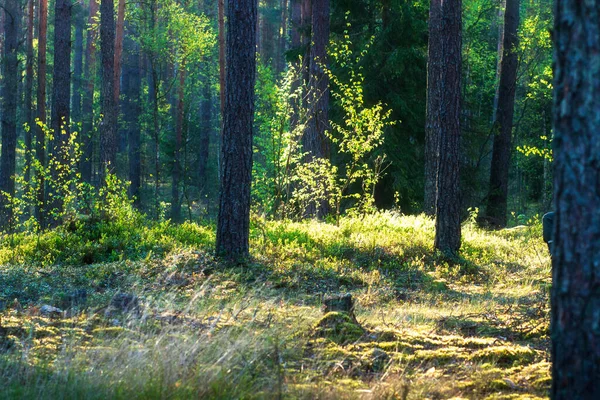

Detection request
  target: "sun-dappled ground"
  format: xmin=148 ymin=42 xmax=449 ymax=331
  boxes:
xmin=0 ymin=212 xmax=551 ymax=399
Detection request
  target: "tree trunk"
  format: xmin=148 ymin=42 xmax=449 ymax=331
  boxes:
xmin=123 ymin=28 xmax=142 ymax=207
xmin=0 ymin=0 xmax=21 ymax=230
xmin=303 ymin=0 xmax=330 ymax=218
xmin=218 ymin=0 xmax=226 ymax=117
xmin=100 ymin=0 xmax=117 ymax=181
xmin=382 ymin=0 xmax=391 ymax=31
xmin=114 ymin=0 xmax=125 ymax=104
xmin=486 ymin=0 xmax=520 ymax=228
xmin=216 ymin=0 xmax=258 ymax=259
xmin=72 ymin=4 xmax=84 ymax=132
xmin=423 ymin=0 xmax=442 ymax=216
xmin=427 ymin=0 xmax=462 ymax=255
xmin=82 ymin=0 xmax=98 ymax=185
xmin=35 ymin=0 xmax=49 ymax=227
xmin=49 ymin=0 xmax=72 ymax=226
xmin=171 ymin=65 xmax=186 ymax=222
xmin=24 ymin=0 xmax=35 ymax=184
xmin=551 ymin=2 xmax=600 ymax=398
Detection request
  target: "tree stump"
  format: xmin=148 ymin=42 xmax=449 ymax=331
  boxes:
xmin=323 ymin=294 xmax=356 ymax=321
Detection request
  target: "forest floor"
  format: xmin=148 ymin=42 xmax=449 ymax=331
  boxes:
xmin=0 ymin=212 xmax=551 ymax=399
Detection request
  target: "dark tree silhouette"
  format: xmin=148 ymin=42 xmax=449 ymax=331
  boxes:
xmin=216 ymin=0 xmax=258 ymax=258
xmin=99 ymin=0 xmax=118 ymax=181
xmin=49 ymin=0 xmax=72 ymax=225
xmin=426 ymin=0 xmax=462 ymax=255
xmin=551 ymin=1 xmax=600 ymax=398
xmin=486 ymin=0 xmax=520 ymax=228
xmin=0 ymin=0 xmax=21 ymax=230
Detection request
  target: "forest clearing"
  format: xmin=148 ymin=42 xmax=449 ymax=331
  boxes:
xmin=0 ymin=0 xmax=598 ymax=398
xmin=1 ymin=213 xmax=550 ymax=399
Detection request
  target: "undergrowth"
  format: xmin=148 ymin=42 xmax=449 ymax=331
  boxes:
xmin=0 ymin=211 xmax=551 ymax=399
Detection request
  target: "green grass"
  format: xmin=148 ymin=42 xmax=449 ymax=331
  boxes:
xmin=0 ymin=211 xmax=551 ymax=399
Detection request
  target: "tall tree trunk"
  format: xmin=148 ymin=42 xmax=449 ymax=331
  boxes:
xmin=423 ymin=0 xmax=442 ymax=216
xmin=35 ymin=0 xmax=48 ymax=227
xmin=492 ymin=0 xmax=506 ymax=124
xmin=303 ymin=0 xmax=330 ymax=218
xmin=72 ymin=4 xmax=84 ymax=133
xmin=114 ymin=0 xmax=125 ymax=104
xmin=0 ymin=0 xmax=21 ymax=230
xmin=99 ymin=0 xmax=117 ymax=181
xmin=171 ymin=65 xmax=186 ymax=222
xmin=24 ymin=0 xmax=35 ymax=184
xmin=218 ymin=0 xmax=226 ymax=117
xmin=485 ymin=0 xmax=520 ymax=228
xmin=552 ymin=1 xmax=600 ymax=398
xmin=123 ymin=30 xmax=141 ymax=207
xmin=82 ymin=0 xmax=98 ymax=185
xmin=427 ymin=0 xmax=462 ymax=255
xmin=216 ymin=0 xmax=258 ymax=259
xmin=49 ymin=0 xmax=72 ymax=226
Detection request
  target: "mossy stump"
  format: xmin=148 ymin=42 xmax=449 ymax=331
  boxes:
xmin=316 ymin=294 xmax=364 ymax=344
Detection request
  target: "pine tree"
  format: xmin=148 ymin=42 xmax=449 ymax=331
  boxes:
xmin=216 ymin=0 xmax=258 ymax=258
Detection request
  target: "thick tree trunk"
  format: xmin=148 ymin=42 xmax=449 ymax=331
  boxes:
xmin=423 ymin=0 xmax=442 ymax=216
xmin=123 ymin=30 xmax=141 ymax=207
xmin=551 ymin=2 xmax=600 ymax=398
xmin=82 ymin=0 xmax=98 ymax=185
xmin=72 ymin=4 xmax=84 ymax=132
xmin=0 ymin=0 xmax=21 ymax=230
xmin=218 ymin=0 xmax=226 ymax=117
xmin=216 ymin=0 xmax=258 ymax=259
xmin=428 ymin=0 xmax=462 ymax=255
xmin=114 ymin=0 xmax=125 ymax=104
xmin=486 ymin=0 xmax=520 ymax=228
xmin=24 ymin=0 xmax=35 ymax=184
xmin=171 ymin=65 xmax=186 ymax=222
xmin=49 ymin=0 xmax=72 ymax=226
xmin=35 ymin=0 xmax=49 ymax=227
xmin=100 ymin=0 xmax=118 ymax=181
xmin=303 ymin=0 xmax=330 ymax=218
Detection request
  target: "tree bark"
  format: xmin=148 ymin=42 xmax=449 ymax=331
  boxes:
xmin=82 ymin=0 xmax=98 ymax=185
xmin=72 ymin=3 xmax=84 ymax=132
xmin=216 ymin=0 xmax=258 ymax=259
xmin=35 ymin=0 xmax=48 ymax=227
xmin=0 ymin=0 xmax=21 ymax=230
xmin=551 ymin=1 xmax=600 ymax=398
xmin=171 ymin=65 xmax=186 ymax=222
xmin=114 ymin=0 xmax=126 ymax=104
xmin=303 ymin=0 xmax=330 ymax=218
xmin=100 ymin=0 xmax=117 ymax=181
xmin=49 ymin=0 xmax=72 ymax=225
xmin=218 ymin=0 xmax=226 ymax=117
xmin=24 ymin=0 xmax=35 ymax=184
xmin=123 ymin=28 xmax=141 ymax=207
xmin=486 ymin=0 xmax=520 ymax=228
xmin=423 ymin=0 xmax=442 ymax=216
xmin=428 ymin=0 xmax=462 ymax=255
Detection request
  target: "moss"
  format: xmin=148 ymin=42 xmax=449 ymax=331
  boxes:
xmin=314 ymin=312 xmax=364 ymax=344
xmin=471 ymin=345 xmax=537 ymax=366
